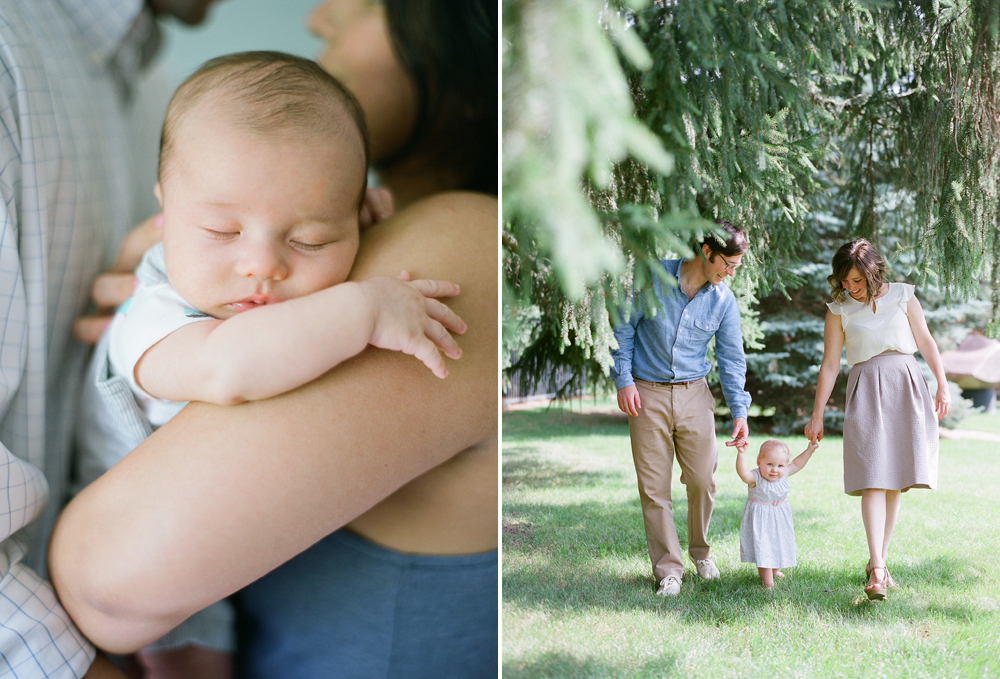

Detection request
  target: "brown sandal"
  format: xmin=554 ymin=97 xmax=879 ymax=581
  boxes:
xmin=865 ymin=566 xmax=888 ymax=600
xmin=866 ymin=562 xmax=899 ymax=590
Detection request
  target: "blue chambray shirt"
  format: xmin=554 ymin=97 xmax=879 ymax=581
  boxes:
xmin=610 ymin=259 xmax=752 ymax=420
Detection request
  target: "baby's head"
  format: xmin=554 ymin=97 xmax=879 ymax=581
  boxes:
xmin=156 ymin=51 xmax=370 ymax=319
xmin=757 ymin=439 xmax=790 ymax=481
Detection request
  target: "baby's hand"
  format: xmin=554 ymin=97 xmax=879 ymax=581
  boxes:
xmin=360 ymin=272 xmax=467 ymax=378
xmin=805 ymin=438 xmax=820 ymax=454
xmin=359 ymin=187 xmax=395 ymax=230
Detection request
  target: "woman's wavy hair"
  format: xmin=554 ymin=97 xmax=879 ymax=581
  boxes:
xmin=382 ymin=0 xmax=497 ymax=195
xmin=828 ymin=238 xmax=887 ymax=306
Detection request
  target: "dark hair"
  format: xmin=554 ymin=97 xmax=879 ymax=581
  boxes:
xmin=828 ymin=238 xmax=887 ymax=305
xmin=700 ymin=220 xmax=750 ymax=257
xmin=160 ymin=51 xmax=370 ymax=205
xmin=381 ymin=0 xmax=497 ymax=195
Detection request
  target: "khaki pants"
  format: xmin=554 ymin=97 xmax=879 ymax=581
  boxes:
xmin=629 ymin=378 xmax=718 ymax=583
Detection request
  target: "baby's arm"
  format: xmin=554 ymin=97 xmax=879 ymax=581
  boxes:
xmin=134 ymin=274 xmax=466 ymax=405
xmin=735 ymin=444 xmax=756 ymax=486
xmin=787 ymin=439 xmax=819 ymax=476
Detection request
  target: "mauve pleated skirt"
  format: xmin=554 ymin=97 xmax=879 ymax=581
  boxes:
xmin=842 ymin=351 xmax=938 ymax=496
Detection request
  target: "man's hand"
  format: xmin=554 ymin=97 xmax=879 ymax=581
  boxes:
xmin=82 ymin=654 xmax=128 ymax=679
xmin=137 ymin=645 xmax=233 ymax=679
xmin=73 ymin=213 xmax=164 ymax=344
xmin=617 ymin=384 xmax=641 ymax=417
xmin=724 ymin=416 xmax=749 ymax=449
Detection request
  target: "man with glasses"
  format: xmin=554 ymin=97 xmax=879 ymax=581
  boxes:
xmin=611 ymin=221 xmax=752 ymax=597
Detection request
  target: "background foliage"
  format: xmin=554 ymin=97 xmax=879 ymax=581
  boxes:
xmin=503 ymin=0 xmax=1000 ymax=416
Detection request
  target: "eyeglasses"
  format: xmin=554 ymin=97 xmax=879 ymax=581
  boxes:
xmin=718 ymin=254 xmax=741 ymax=272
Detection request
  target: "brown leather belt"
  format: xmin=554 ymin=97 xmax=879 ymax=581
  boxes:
xmin=640 ymin=379 xmax=699 ymax=387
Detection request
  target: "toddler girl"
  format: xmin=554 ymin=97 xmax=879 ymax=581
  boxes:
xmin=735 ymin=438 xmax=818 ymax=588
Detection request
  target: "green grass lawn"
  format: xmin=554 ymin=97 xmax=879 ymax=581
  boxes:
xmin=957 ymin=410 xmax=1000 ymax=434
xmin=502 ymin=400 xmax=1000 ymax=679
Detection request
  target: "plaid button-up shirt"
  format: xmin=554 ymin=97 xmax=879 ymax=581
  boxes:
xmin=0 ymin=0 xmax=156 ymax=673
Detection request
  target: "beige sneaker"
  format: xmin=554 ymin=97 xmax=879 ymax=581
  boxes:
xmin=656 ymin=575 xmax=681 ymax=597
xmin=695 ymin=557 xmax=720 ymax=580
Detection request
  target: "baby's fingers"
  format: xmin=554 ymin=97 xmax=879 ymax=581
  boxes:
xmin=425 ymin=298 xmax=467 ymax=335
xmin=409 ymin=277 xmax=461 ymax=300
xmin=424 ymin=317 xmax=463 ymax=360
xmin=410 ymin=338 xmax=450 ymax=379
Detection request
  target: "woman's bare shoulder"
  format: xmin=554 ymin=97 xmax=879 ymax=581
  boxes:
xmin=350 ymin=189 xmax=497 ymax=398
xmin=407 ymin=190 xmax=498 ymax=219
xmin=352 ymin=191 xmax=497 ymax=278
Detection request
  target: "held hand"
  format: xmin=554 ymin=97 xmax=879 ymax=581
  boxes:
xmin=724 ymin=417 xmax=749 ymax=448
xmin=81 ymin=654 xmax=128 ymax=679
xmin=136 ymin=645 xmax=232 ymax=679
xmin=617 ymin=384 xmax=641 ymax=416
xmin=359 ymin=187 xmax=395 ymax=231
xmin=73 ymin=213 xmax=164 ymax=344
xmin=935 ymin=384 xmax=952 ymax=420
xmin=805 ymin=437 xmax=820 ymax=454
xmin=361 ymin=272 xmax=466 ymax=378
xmin=804 ymin=416 xmax=824 ymax=444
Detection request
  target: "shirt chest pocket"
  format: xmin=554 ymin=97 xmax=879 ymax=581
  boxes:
xmin=690 ymin=318 xmax=720 ymax=340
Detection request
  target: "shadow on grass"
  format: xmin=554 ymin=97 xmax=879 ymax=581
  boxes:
xmin=503 ymin=408 xmax=985 ymax=631
xmin=503 ymin=448 xmax=626 ymax=491
xmin=503 ymin=652 xmax=681 ymax=679
xmin=504 ymin=448 xmax=976 ymax=624
xmin=503 ymin=442 xmax=753 ymax=541
xmin=503 ymin=452 xmax=826 ymax=548
xmin=503 ymin=408 xmax=629 ymax=442
xmin=503 ymin=491 xmax=751 ymax=565
xmin=504 ymin=552 xmax=979 ymax=627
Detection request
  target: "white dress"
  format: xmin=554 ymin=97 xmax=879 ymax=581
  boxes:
xmin=739 ymin=469 xmax=796 ymax=568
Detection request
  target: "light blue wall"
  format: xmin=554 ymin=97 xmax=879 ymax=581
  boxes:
xmin=127 ymin=0 xmax=324 ymax=221
xmin=157 ymin=0 xmax=322 ymax=81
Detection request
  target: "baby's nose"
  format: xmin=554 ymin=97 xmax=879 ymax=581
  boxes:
xmin=237 ymin=245 xmax=288 ymax=281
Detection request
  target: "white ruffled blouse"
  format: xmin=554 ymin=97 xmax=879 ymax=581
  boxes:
xmin=827 ymin=282 xmax=918 ymax=367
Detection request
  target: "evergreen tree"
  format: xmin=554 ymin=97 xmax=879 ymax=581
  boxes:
xmin=503 ymin=0 xmax=1000 ymax=408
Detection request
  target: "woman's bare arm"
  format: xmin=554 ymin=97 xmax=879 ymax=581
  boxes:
xmin=49 ymin=191 xmax=499 ymax=653
xmin=906 ymin=294 xmax=952 ymax=417
xmin=804 ymin=310 xmax=844 ymax=443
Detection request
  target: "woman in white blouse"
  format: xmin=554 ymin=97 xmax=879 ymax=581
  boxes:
xmin=805 ymin=239 xmax=951 ymax=600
